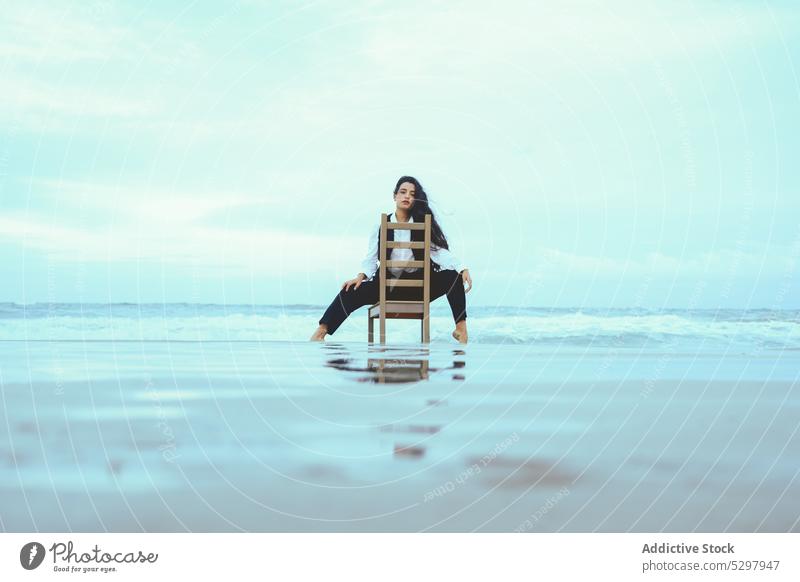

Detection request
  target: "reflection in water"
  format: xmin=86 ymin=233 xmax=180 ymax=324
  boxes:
xmin=321 ymin=344 xmax=467 ymax=459
xmin=367 ymin=356 xmax=429 ymax=383
xmin=394 ymin=444 xmax=426 ymax=458
xmin=323 ymin=344 xmax=466 ymax=384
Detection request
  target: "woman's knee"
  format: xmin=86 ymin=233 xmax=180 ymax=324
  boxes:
xmin=338 ymin=284 xmax=376 ymax=308
xmin=440 ymin=270 xmax=463 ymax=292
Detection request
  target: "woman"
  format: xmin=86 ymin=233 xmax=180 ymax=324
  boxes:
xmin=310 ymin=176 xmax=473 ymax=343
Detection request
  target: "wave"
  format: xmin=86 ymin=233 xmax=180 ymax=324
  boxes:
xmin=0 ymin=304 xmax=797 ymax=348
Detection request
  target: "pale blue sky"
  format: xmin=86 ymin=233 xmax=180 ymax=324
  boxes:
xmin=1 ymin=0 xmax=799 ymax=308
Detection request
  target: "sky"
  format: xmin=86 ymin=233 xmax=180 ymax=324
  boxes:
xmin=1 ymin=0 xmax=799 ymax=308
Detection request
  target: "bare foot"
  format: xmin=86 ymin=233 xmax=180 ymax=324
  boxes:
xmin=310 ymin=324 xmax=328 ymax=341
xmin=452 ymin=321 xmax=468 ymax=344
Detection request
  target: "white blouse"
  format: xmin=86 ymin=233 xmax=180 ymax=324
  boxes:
xmin=359 ymin=214 xmax=465 ymax=279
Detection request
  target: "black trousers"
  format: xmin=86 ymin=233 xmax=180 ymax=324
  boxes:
xmin=319 ymin=269 xmax=467 ymax=335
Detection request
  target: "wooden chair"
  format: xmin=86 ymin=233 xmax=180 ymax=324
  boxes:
xmin=368 ymin=213 xmax=431 ymax=343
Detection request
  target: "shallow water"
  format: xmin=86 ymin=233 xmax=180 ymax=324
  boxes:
xmin=1 ymin=303 xmax=798 ymax=349
xmin=1 ymin=339 xmax=798 ymax=532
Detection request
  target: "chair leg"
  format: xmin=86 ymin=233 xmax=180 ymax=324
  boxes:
xmin=368 ymin=315 xmax=374 ymax=343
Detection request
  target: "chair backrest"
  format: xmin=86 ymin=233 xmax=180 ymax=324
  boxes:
xmin=378 ymin=212 xmax=431 ymax=302
xmin=377 ymin=212 xmax=432 ymax=342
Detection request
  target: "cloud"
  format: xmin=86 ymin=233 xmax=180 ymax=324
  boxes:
xmin=0 ymin=212 xmax=365 ymax=274
xmin=33 ymin=179 xmax=271 ymax=225
xmin=361 ymin=0 xmax=794 ymax=76
xmin=0 ymin=179 xmax=366 ymax=273
xmin=0 ymin=2 xmax=197 ymax=64
xmin=0 ymin=3 xmax=125 ymax=63
xmin=503 ymin=244 xmax=798 ymax=280
xmin=0 ymin=74 xmax=158 ymax=129
xmin=0 ymin=1 xmax=197 ymax=129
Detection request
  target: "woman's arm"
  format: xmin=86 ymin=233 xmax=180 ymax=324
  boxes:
xmin=431 ymin=245 xmax=472 ymax=292
xmin=430 ymin=245 xmax=464 ymax=274
xmin=359 ymin=224 xmax=380 ymax=280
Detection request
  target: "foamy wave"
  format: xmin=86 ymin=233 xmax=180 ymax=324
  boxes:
xmin=0 ymin=305 xmax=797 ymax=349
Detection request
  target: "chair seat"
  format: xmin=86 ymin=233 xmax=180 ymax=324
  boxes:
xmin=368 ymin=300 xmax=425 ymax=319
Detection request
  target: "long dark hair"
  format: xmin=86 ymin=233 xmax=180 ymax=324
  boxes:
xmin=394 ymin=175 xmax=449 ymax=249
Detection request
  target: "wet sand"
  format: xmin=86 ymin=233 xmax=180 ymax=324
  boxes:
xmin=1 ymin=340 xmax=798 ymax=532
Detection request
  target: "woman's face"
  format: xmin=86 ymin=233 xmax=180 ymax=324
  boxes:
xmin=393 ymin=181 xmax=416 ymax=211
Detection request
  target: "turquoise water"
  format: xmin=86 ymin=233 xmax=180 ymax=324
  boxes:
xmin=1 ymin=303 xmax=798 ymax=349
xmin=1 ymin=338 xmax=798 ymax=532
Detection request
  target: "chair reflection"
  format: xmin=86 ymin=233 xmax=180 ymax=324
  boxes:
xmin=367 ymin=356 xmax=429 ymax=383
xmin=323 ymin=345 xmax=466 ymax=384
xmin=321 ymin=345 xmax=466 ymax=460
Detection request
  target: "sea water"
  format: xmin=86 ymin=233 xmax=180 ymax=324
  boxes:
xmin=0 ymin=303 xmax=797 ymax=350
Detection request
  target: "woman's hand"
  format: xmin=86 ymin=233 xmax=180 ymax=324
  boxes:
xmin=342 ymin=273 xmax=366 ymax=292
xmin=461 ymin=269 xmax=472 ymax=293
